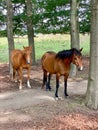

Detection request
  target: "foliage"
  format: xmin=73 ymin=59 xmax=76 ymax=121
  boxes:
xmin=33 ymin=0 xmax=70 ymax=34
xmin=0 ymin=0 xmax=91 ymax=36
xmin=0 ymin=0 xmax=6 ymax=36
xmin=0 ymin=30 xmax=7 ymax=37
xmin=79 ymin=0 xmax=91 ymax=33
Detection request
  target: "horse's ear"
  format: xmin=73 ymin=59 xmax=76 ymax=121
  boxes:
xmin=80 ymin=48 xmax=83 ymax=52
xmin=23 ymin=46 xmax=25 ymax=49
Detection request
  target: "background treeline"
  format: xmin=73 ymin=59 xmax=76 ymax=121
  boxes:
xmin=0 ymin=0 xmax=90 ymax=36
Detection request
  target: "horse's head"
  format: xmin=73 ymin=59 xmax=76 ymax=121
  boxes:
xmin=23 ymin=46 xmax=32 ymax=64
xmin=72 ymin=48 xmax=83 ymax=71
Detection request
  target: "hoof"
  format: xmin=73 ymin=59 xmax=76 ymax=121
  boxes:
xmin=19 ymin=86 xmax=22 ymax=90
xmin=27 ymin=85 xmax=31 ymax=88
xmin=65 ymin=95 xmax=69 ymax=98
xmin=46 ymin=88 xmax=49 ymax=91
xmin=46 ymin=84 xmax=51 ymax=91
xmin=55 ymin=97 xmax=59 ymax=101
xmin=46 ymin=88 xmax=51 ymax=91
xmin=58 ymin=97 xmax=64 ymax=100
xmin=55 ymin=97 xmax=64 ymax=101
xmin=49 ymin=87 xmax=51 ymax=91
xmin=65 ymin=93 xmax=69 ymax=97
xmin=11 ymin=78 xmax=17 ymax=82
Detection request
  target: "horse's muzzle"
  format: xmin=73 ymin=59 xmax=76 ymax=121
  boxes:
xmin=78 ymin=66 xmax=83 ymax=71
xmin=27 ymin=61 xmax=30 ymax=64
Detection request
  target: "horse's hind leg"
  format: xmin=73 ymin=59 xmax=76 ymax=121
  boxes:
xmin=46 ymin=73 xmax=52 ymax=91
xmin=13 ymin=68 xmax=17 ymax=82
xmin=42 ymin=70 xmax=47 ymax=89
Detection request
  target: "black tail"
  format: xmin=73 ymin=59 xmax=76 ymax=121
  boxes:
xmin=42 ymin=71 xmax=47 ymax=89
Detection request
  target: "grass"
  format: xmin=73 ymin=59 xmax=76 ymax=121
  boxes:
xmin=0 ymin=34 xmax=90 ymax=63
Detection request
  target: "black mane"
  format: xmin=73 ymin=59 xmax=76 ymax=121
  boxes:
xmin=56 ymin=48 xmax=82 ymax=59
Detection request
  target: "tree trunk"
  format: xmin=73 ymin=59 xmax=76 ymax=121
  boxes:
xmin=25 ymin=0 xmax=35 ymax=64
xmin=5 ymin=0 xmax=14 ymax=77
xmin=70 ymin=0 xmax=80 ymax=77
xmin=85 ymin=0 xmax=98 ymax=110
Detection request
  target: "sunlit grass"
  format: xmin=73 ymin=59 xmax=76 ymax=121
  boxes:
xmin=0 ymin=34 xmax=90 ymax=63
xmin=34 ymin=34 xmax=71 ymax=59
xmin=80 ymin=34 xmax=90 ymax=56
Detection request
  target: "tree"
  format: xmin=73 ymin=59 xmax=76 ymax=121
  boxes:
xmin=25 ymin=0 xmax=35 ymax=64
xmin=85 ymin=0 xmax=98 ymax=109
xmin=5 ymin=0 xmax=14 ymax=77
xmin=70 ymin=0 xmax=80 ymax=76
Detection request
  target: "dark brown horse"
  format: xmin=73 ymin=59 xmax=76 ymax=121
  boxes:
xmin=11 ymin=46 xmax=32 ymax=89
xmin=41 ymin=48 xmax=83 ymax=99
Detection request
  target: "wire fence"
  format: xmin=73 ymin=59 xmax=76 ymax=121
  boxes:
xmin=0 ymin=36 xmax=28 ymax=64
xmin=0 ymin=49 xmax=9 ymax=63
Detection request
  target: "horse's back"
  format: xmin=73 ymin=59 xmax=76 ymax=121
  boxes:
xmin=41 ymin=51 xmax=56 ymax=73
xmin=11 ymin=49 xmax=23 ymax=69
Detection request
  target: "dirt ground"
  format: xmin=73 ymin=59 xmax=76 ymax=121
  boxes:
xmin=0 ymin=57 xmax=98 ymax=130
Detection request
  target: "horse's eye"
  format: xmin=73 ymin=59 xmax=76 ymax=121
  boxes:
xmin=74 ymin=57 xmax=77 ymax=60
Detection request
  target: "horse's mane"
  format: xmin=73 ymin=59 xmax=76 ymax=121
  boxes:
xmin=56 ymin=48 xmax=81 ymax=59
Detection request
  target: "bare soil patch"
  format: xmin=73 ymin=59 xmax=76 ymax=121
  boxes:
xmin=0 ymin=57 xmax=98 ymax=130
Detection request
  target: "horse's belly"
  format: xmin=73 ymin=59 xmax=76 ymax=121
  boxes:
xmin=43 ymin=59 xmax=55 ymax=73
xmin=43 ymin=63 xmax=54 ymax=73
xmin=12 ymin=61 xmax=30 ymax=70
xmin=42 ymin=52 xmax=58 ymax=73
xmin=22 ymin=64 xmax=30 ymax=69
xmin=12 ymin=64 xmax=21 ymax=70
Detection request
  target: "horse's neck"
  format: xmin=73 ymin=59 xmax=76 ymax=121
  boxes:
xmin=20 ymin=52 xmax=27 ymax=64
xmin=55 ymin=58 xmax=71 ymax=75
xmin=64 ymin=57 xmax=72 ymax=65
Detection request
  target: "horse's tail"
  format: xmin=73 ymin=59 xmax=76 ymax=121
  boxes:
xmin=41 ymin=53 xmax=47 ymax=89
xmin=41 ymin=53 xmax=46 ymax=63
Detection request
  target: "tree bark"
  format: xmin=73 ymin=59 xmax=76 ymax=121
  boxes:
xmin=25 ymin=0 xmax=35 ymax=64
xmin=85 ymin=0 xmax=98 ymax=109
xmin=70 ymin=0 xmax=80 ymax=77
xmin=5 ymin=0 xmax=14 ymax=77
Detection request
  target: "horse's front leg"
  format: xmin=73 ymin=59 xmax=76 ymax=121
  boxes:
xmin=12 ymin=68 xmax=17 ymax=82
xmin=27 ymin=67 xmax=31 ymax=88
xmin=55 ymin=74 xmax=60 ymax=99
xmin=64 ymin=77 xmax=68 ymax=97
xmin=18 ymin=68 xmax=23 ymax=90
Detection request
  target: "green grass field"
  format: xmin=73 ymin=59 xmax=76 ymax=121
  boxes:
xmin=0 ymin=34 xmax=90 ymax=63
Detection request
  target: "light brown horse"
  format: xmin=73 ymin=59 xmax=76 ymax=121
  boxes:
xmin=41 ymin=48 xmax=83 ymax=99
xmin=11 ymin=46 xmax=32 ymax=89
